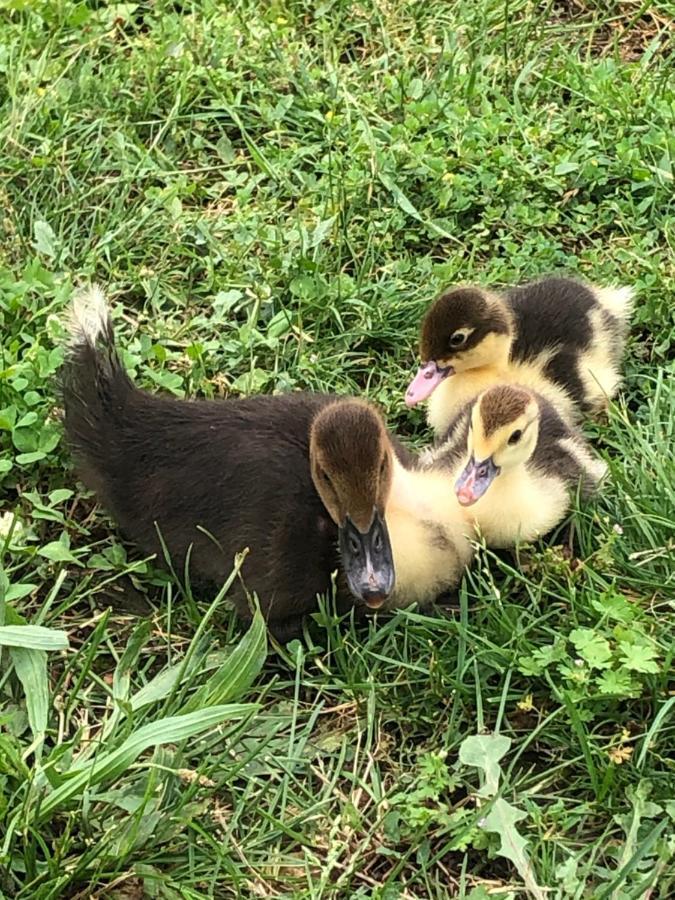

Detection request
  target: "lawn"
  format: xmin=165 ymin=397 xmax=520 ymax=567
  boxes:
xmin=1 ymin=1 xmax=674 ymax=897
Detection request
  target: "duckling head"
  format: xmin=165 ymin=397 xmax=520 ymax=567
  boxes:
xmin=405 ymin=287 xmax=512 ymax=407
xmin=310 ymin=400 xmax=396 ymax=609
xmin=455 ymin=385 xmax=539 ymax=506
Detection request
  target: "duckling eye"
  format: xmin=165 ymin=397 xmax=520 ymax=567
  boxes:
xmin=320 ymin=470 xmax=333 ymax=488
xmin=379 ymin=458 xmax=386 ymax=477
xmin=508 ymin=429 xmax=522 ymax=445
xmin=449 ymin=331 xmax=468 ymax=348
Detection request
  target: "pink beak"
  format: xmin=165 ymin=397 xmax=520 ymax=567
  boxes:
xmin=456 ymin=471 xmax=478 ymax=506
xmin=405 ymin=361 xmax=454 ymax=407
xmin=455 ymin=457 xmax=500 ymax=506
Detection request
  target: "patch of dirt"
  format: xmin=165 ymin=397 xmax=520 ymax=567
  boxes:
xmin=550 ymin=0 xmax=672 ymax=60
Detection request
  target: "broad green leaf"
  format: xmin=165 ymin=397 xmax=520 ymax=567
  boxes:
xmin=289 ymin=274 xmax=316 ymax=299
xmin=130 ymin=660 xmax=185 ymax=711
xmin=230 ymin=368 xmax=269 ymax=395
xmin=458 ymin=733 xmax=511 ymax=798
xmin=609 ymin=781 xmax=664 ymax=900
xmin=267 ymin=309 xmax=293 ymax=340
xmin=48 ymin=489 xmax=74 ymax=505
xmin=379 ymin=172 xmax=421 ymax=218
xmin=570 ymin=628 xmax=613 ymax=669
xmin=213 ymin=289 xmax=243 ymax=313
xmin=9 ymin=647 xmax=48 ymax=745
xmin=0 ymin=625 xmax=69 ymax=651
xmin=4 ymin=583 xmax=37 ymax=603
xmin=554 ymin=854 xmax=581 ymax=895
xmin=15 ymin=411 xmax=38 ymax=429
xmin=482 ymin=798 xmax=545 ymax=900
xmin=16 ymin=451 xmax=46 ymax=465
xmin=37 ymin=539 xmax=81 ymax=565
xmin=596 ymin=669 xmax=638 ymax=696
xmin=0 ymin=406 xmax=18 ymax=430
xmin=131 ymin=612 xmax=266 ymax=713
xmin=619 ymin=641 xmax=660 ymax=674
xmin=518 ymin=641 xmax=565 ymax=676
xmin=0 ymin=603 xmax=26 ymax=626
xmin=310 ymin=215 xmax=337 ymax=248
xmin=591 ymin=590 xmax=636 ymax=623
xmin=554 ymin=160 xmax=579 ymax=175
xmin=33 ymin=219 xmax=58 ymax=258
xmin=36 ymin=703 xmax=257 ymax=820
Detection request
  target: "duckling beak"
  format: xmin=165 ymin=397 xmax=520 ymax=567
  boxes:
xmin=339 ymin=511 xmax=395 ymax=609
xmin=405 ymin=361 xmax=454 ymax=407
xmin=455 ymin=455 xmax=501 ymax=506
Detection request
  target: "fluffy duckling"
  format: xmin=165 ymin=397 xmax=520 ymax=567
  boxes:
xmin=424 ymin=384 xmax=607 ymax=548
xmin=60 ymin=287 xmax=472 ymax=639
xmin=406 ymin=277 xmax=633 ymax=436
xmin=314 ymin=404 xmax=475 ymax=610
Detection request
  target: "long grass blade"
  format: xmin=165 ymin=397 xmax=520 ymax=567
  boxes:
xmin=0 ymin=625 xmax=69 ymax=651
xmin=9 ymin=647 xmax=48 ymax=748
xmin=35 ymin=703 xmax=258 ymax=821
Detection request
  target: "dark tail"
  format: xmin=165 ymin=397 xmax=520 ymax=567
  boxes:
xmin=59 ymin=286 xmax=135 ymax=499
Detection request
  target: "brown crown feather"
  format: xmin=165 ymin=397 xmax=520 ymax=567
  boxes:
xmin=479 ymin=385 xmax=533 ymax=437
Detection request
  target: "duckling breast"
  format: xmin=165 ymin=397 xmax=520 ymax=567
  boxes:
xmin=385 ymin=468 xmax=474 ymax=608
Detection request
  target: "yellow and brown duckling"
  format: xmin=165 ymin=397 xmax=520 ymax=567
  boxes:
xmin=423 ymin=383 xmax=608 ymax=548
xmin=61 ymin=287 xmax=473 ymax=640
xmin=313 ymin=402 xmax=475 ymax=610
xmin=406 ymin=276 xmax=633 ymax=436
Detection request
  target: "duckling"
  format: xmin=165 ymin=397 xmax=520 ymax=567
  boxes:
xmin=423 ymin=383 xmax=608 ymax=548
xmin=61 ymin=287 xmax=406 ymax=641
xmin=60 ymin=287 xmax=472 ymax=638
xmin=313 ymin=404 xmax=475 ymax=610
xmin=405 ymin=277 xmax=633 ymax=437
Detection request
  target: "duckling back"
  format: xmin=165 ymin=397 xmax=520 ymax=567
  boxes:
xmin=60 ymin=288 xmax=351 ymax=640
xmin=508 ymin=277 xmax=633 ymax=415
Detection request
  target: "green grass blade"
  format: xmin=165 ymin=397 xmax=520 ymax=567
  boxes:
xmin=0 ymin=625 xmax=69 ymax=651
xmin=35 ymin=703 xmax=258 ymax=821
xmin=8 ymin=647 xmax=48 ymax=747
xmin=183 ymin=609 xmax=267 ymax=712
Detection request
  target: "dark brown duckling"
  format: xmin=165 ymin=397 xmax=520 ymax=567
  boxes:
xmin=60 ymin=287 xmax=414 ymax=642
xmin=405 ymin=276 xmax=633 ymax=436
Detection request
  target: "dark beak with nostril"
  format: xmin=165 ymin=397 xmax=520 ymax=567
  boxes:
xmin=338 ymin=509 xmax=396 ymax=609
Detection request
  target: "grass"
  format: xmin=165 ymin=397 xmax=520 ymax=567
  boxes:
xmin=1 ymin=0 xmax=674 ymax=896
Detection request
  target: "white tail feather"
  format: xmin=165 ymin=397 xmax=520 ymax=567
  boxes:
xmin=593 ymin=285 xmax=634 ymax=323
xmin=67 ymin=284 xmax=110 ymax=346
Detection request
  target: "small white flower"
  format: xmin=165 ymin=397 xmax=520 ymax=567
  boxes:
xmin=612 ymin=523 xmax=624 ymax=535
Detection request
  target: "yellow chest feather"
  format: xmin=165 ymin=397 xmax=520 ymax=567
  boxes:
xmin=385 ymin=464 xmax=474 ymax=608
xmin=449 ymin=456 xmax=570 ymax=547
